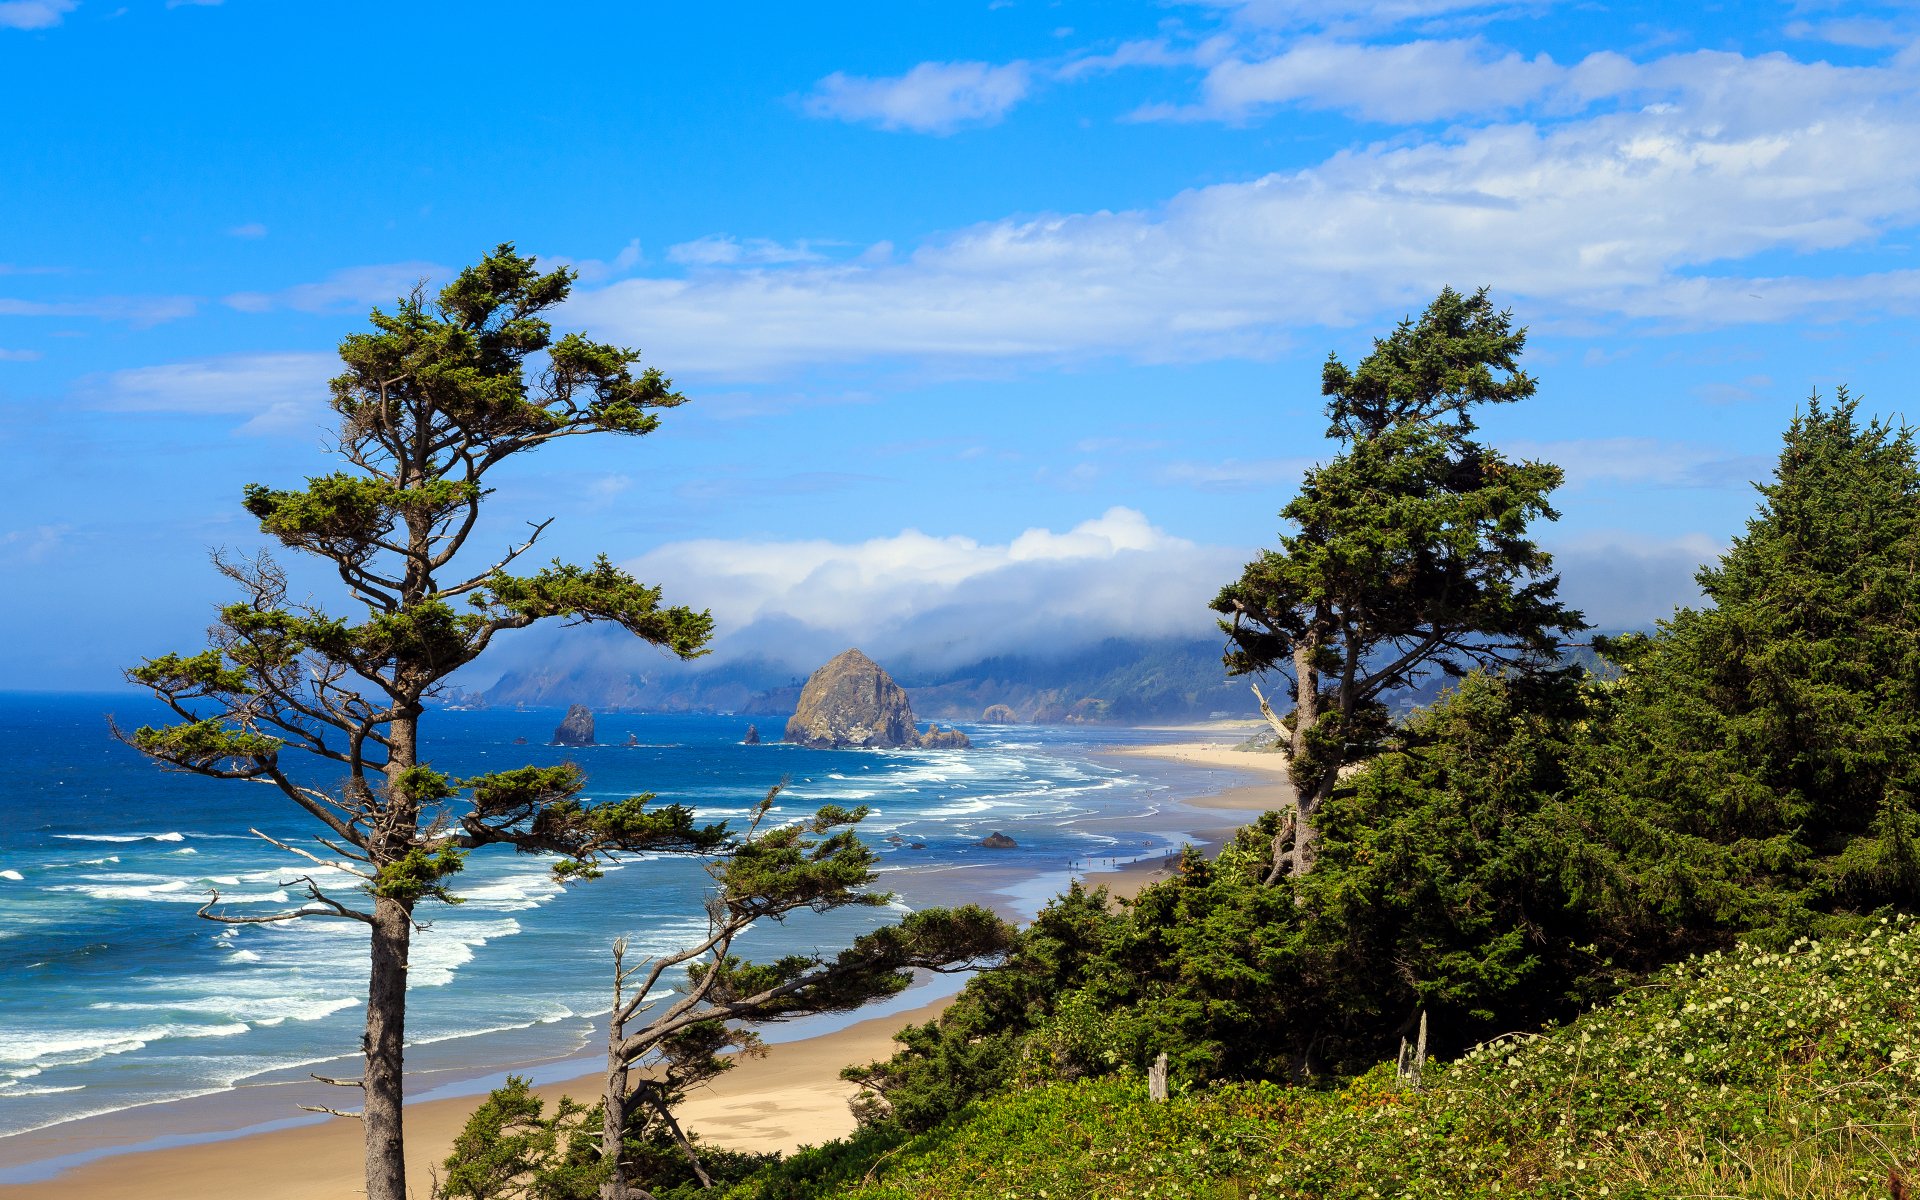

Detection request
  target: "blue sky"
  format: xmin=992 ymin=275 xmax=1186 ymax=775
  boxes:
xmin=4 ymin=0 xmax=1918 ymax=686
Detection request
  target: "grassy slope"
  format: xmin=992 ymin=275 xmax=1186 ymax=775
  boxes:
xmin=729 ymin=919 xmax=1920 ymax=1200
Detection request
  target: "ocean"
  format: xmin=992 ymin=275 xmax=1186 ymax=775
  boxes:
xmin=0 ymin=692 xmax=1245 ymax=1166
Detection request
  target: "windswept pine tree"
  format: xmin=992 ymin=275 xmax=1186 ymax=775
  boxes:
xmin=121 ymin=245 xmax=728 ymax=1200
xmin=1212 ymin=287 xmax=1584 ymax=879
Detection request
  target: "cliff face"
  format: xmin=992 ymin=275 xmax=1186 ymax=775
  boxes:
xmin=552 ymin=704 xmax=595 ymax=746
xmin=784 ymin=649 xmax=919 ymax=748
xmin=784 ymin=648 xmax=972 ymax=749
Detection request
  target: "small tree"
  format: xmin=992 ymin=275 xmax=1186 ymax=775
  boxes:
xmin=122 ymin=245 xmax=729 ymax=1200
xmin=1213 ymin=287 xmax=1584 ymax=880
xmin=442 ymin=788 xmax=1014 ymax=1200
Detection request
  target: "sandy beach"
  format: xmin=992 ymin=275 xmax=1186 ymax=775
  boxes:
xmin=0 ymin=997 xmax=946 ymax=1200
xmin=0 ymin=733 xmax=1291 ymax=1198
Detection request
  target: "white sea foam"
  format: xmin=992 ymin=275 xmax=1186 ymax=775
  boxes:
xmin=0 ymin=1022 xmax=249 ymax=1071
xmin=0 ymin=870 xmax=22 ymax=881
xmin=53 ymin=832 xmax=186 ymax=844
xmin=227 ymin=949 xmax=262 ymax=964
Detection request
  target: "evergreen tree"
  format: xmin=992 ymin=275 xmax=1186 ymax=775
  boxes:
xmin=1213 ymin=287 xmax=1583 ymax=879
xmin=122 ymin=246 xmax=725 ymax=1200
xmin=1589 ymin=392 xmax=1920 ymax=933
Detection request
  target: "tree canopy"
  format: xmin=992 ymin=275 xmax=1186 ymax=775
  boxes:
xmin=123 ymin=245 xmax=722 ymax=1200
xmin=1213 ymin=286 xmax=1583 ymax=877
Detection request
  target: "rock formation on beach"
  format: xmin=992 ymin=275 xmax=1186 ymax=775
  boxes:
xmin=784 ymin=648 xmax=972 ymax=749
xmin=980 ymin=831 xmax=1017 ymax=849
xmin=981 ymin=704 xmax=1018 ymax=724
xmin=552 ymin=704 xmax=596 ymax=747
xmin=743 ymin=723 xmax=760 ymax=745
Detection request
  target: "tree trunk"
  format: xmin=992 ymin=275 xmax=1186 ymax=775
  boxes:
xmin=365 ymin=708 xmax=420 ymax=1200
xmin=601 ymin=1019 xmax=632 ymax=1200
xmin=1262 ymin=637 xmax=1321 ymax=885
xmin=363 ymin=895 xmax=413 ymax=1200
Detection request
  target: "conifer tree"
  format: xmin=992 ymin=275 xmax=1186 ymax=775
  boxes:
xmin=122 ymin=245 xmax=726 ymax=1200
xmin=1213 ymin=287 xmax=1584 ymax=880
xmin=1594 ymin=391 xmax=1920 ymax=926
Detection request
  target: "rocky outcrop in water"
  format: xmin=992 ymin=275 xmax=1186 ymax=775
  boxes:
xmin=981 ymin=704 xmax=1019 ymax=724
xmin=623 ymin=732 xmax=638 ymax=747
xmin=743 ymin=723 xmax=760 ymax=745
xmin=919 ymin=723 xmax=971 ymax=749
xmin=980 ymin=832 xmax=1017 ymax=849
xmin=552 ymin=705 xmax=596 ymax=747
xmin=783 ymin=648 xmax=972 ymax=750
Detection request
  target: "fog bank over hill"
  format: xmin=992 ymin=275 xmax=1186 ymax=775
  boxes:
xmin=455 ymin=510 xmax=1715 ymax=723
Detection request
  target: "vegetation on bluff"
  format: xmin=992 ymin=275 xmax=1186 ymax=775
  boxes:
xmin=732 ymin=918 xmax=1920 ymax=1199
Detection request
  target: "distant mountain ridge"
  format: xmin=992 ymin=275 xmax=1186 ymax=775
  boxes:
xmin=467 ymin=637 xmax=1260 ymax=725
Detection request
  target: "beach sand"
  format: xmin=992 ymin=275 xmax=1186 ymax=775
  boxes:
xmin=1 ymin=998 xmax=944 ymax=1200
xmin=1 ymin=735 xmax=1292 ymax=1198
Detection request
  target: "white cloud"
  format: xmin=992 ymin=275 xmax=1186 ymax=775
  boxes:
xmin=1191 ymin=0 xmax=1531 ymax=35
xmin=225 ymin=261 xmax=444 ymax=314
xmin=1160 ymin=38 xmax=1562 ymax=123
xmin=667 ymin=235 xmax=825 ymax=267
xmin=624 ymin=507 xmax=1243 ymax=669
xmin=0 ymin=294 xmax=195 ymax=324
xmin=0 ymin=0 xmax=77 ymax=30
xmin=803 ymin=60 xmax=1033 ymax=134
xmin=87 ymin=351 xmax=336 ymax=436
xmin=226 ymin=222 xmax=268 ymax=239
xmin=1157 ymin=457 xmax=1319 ymax=491
xmin=0 ymin=347 xmax=41 ymax=361
xmin=1512 ymin=438 xmax=1770 ymax=491
xmin=560 ymin=47 xmax=1920 ymax=376
xmin=0 ymin=524 xmax=73 ymax=564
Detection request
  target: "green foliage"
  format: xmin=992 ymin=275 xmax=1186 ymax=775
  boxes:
xmin=477 ymin=555 xmax=714 ymax=659
xmin=438 ymin=1077 xmax=604 ymax=1200
xmin=372 ymin=844 xmax=466 ymax=903
xmin=1585 ymin=393 xmax=1920 ymax=931
xmin=737 ymin=920 xmax=1920 ymax=1200
xmin=127 ymin=718 xmax=280 ymax=774
xmin=1214 ymin=286 xmax=1582 ymax=801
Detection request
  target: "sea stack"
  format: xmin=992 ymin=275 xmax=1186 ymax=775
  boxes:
xmin=783 ymin=648 xmax=972 ymax=749
xmin=981 ymin=704 xmax=1018 ymax=724
xmin=743 ymin=723 xmax=760 ymax=745
xmin=552 ymin=704 xmax=595 ymax=747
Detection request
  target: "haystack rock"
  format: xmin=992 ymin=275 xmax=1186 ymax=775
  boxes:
xmin=743 ymin=724 xmax=760 ymax=745
xmin=552 ymin=704 xmax=596 ymax=747
xmin=783 ymin=648 xmax=972 ymax=750
xmin=981 ymin=704 xmax=1018 ymax=724
xmin=980 ymin=832 xmax=1017 ymax=849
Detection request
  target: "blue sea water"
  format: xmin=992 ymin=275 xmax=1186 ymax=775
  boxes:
xmin=0 ymin=692 xmax=1225 ymax=1148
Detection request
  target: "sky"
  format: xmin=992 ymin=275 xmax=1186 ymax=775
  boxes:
xmin=3 ymin=0 xmax=1918 ymax=688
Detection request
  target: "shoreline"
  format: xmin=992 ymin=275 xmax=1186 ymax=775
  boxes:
xmin=0 ymin=729 xmax=1289 ymax=1196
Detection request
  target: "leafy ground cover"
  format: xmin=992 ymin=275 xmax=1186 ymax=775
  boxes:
xmin=728 ymin=918 xmax=1920 ymax=1200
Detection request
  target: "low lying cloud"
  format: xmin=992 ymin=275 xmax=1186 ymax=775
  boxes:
xmin=1549 ymin=532 xmax=1718 ymax=630
xmin=598 ymin=508 xmax=1717 ymax=675
xmin=803 ymin=60 xmax=1033 ymax=134
xmin=624 ymin=507 xmax=1244 ymax=670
